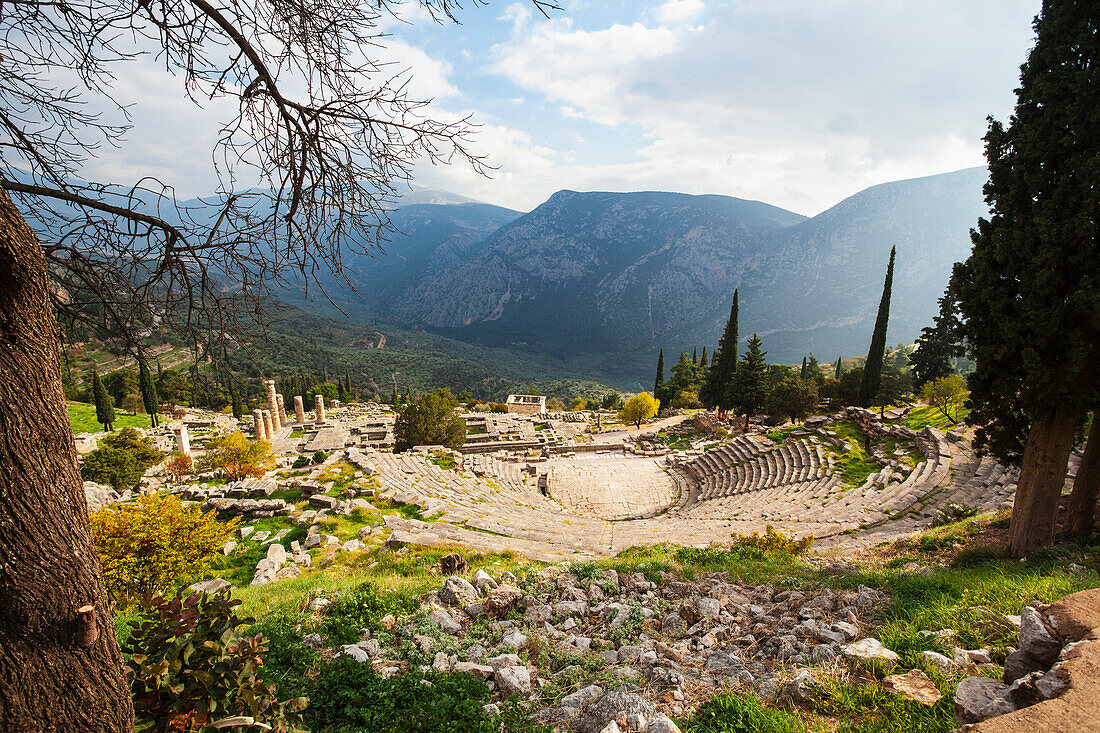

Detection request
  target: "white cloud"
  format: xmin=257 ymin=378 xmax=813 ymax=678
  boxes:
xmin=488 ymin=19 xmax=682 ymax=126
xmin=656 ymin=0 xmax=705 ymax=25
xmin=471 ymin=0 xmax=1037 ymax=214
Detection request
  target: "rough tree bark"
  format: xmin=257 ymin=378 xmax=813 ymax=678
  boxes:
xmin=1008 ymin=405 xmax=1083 ymax=557
xmin=0 ymin=189 xmax=134 ymax=731
xmin=1064 ymin=418 xmax=1100 ymax=539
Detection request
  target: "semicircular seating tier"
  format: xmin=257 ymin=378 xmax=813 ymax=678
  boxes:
xmin=343 ymin=420 xmax=1036 ymax=561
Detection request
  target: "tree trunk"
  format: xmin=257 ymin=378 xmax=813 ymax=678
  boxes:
xmin=1064 ymin=417 xmax=1100 ymax=538
xmin=0 ymin=189 xmax=134 ymax=731
xmin=1007 ymin=404 xmax=1082 ymax=557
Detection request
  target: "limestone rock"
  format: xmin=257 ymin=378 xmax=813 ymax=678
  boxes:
xmin=430 ymin=608 xmax=461 ymax=635
xmin=1019 ymin=605 xmax=1061 ymax=667
xmin=580 ymin=691 xmax=655 ymax=733
xmin=953 ymin=676 xmax=1016 ymax=725
xmin=883 ymin=669 xmax=941 ymax=705
xmin=455 ymin=661 xmax=494 ymax=679
xmin=780 ymin=669 xmax=817 ymax=704
xmin=494 ymin=665 xmax=531 ymax=697
xmin=644 ymin=714 xmax=682 ymax=733
xmin=561 ymin=684 xmax=604 ymax=710
xmin=1002 ymin=649 xmax=1047 ymax=683
xmin=841 ymin=637 xmax=900 ymax=665
xmin=190 ymin=578 xmax=232 ymax=595
xmin=473 ymin=568 xmax=498 ymax=592
xmin=922 ymin=650 xmax=961 ymax=675
xmin=441 ymin=576 xmax=479 ymax=607
xmin=484 ymin=584 xmax=523 ymax=619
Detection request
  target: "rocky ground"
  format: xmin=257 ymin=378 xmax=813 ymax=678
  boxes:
xmin=282 ymin=550 xmax=1093 ymax=733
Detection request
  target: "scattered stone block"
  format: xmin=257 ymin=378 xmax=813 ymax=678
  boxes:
xmin=883 ymin=669 xmax=941 ymax=705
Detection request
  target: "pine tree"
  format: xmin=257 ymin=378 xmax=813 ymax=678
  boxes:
xmin=858 ymin=246 xmax=895 ymax=407
xmin=953 ymin=0 xmax=1100 ymax=555
xmin=800 ymin=356 xmax=808 ymax=381
xmin=834 ymin=356 xmax=843 ymax=380
xmin=654 ymin=348 xmax=665 ymax=398
xmin=91 ymin=370 xmax=114 ymax=432
xmin=138 ymin=356 xmax=158 ymax=427
xmin=806 ymin=354 xmax=822 ymax=385
xmin=700 ymin=347 xmax=708 ymax=368
xmin=703 ymin=289 xmax=738 ymax=411
xmin=729 ymin=334 xmax=769 ymax=426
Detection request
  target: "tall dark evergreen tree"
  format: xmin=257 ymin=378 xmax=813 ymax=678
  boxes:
xmin=700 ymin=347 xmax=708 ymax=368
xmin=91 ymin=369 xmax=114 ymax=432
xmin=228 ymin=376 xmax=243 ymax=419
xmin=800 ymin=357 xmax=808 ymax=381
xmin=703 ymin=289 xmax=739 ymax=411
xmin=806 ymin=354 xmax=823 ymax=386
xmin=654 ymin=348 xmax=665 ymax=398
xmin=911 ymin=282 xmax=964 ymax=390
xmin=345 ymin=364 xmax=352 ymax=396
xmin=137 ymin=356 xmax=158 ymax=428
xmin=953 ymin=0 xmax=1100 ymax=555
xmin=858 ymin=246 xmax=896 ymax=407
xmin=834 ymin=357 xmax=843 ymax=380
xmin=729 ymin=334 xmax=769 ymax=426
xmin=692 ymin=347 xmax=697 ymax=363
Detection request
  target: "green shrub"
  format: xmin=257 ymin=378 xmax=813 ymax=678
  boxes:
xmin=319 ymin=582 xmax=412 ymax=644
xmin=91 ymin=494 xmax=237 ymax=608
xmin=124 ymin=590 xmax=305 ymax=732
xmin=308 ymin=658 xmax=495 ymax=733
xmin=312 ymin=450 xmax=328 ymax=464
xmin=681 ymin=693 xmax=806 ymax=733
xmin=200 ymin=431 xmax=274 ymax=479
xmin=292 ymin=455 xmax=310 ymax=469
xmin=80 ymin=427 xmax=164 ymax=490
xmin=249 ymin=611 xmax=320 ymax=700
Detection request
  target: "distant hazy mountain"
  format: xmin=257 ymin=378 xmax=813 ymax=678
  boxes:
xmin=272 ymin=170 xmax=991 ymax=385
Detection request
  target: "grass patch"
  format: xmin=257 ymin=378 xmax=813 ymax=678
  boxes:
xmin=824 ymin=422 xmax=881 ymax=487
xmin=680 ymin=693 xmax=809 ymax=732
xmin=767 ymin=425 xmax=801 ymax=443
xmin=67 ymin=401 xmax=151 ymax=433
xmin=904 ymin=404 xmax=970 ymax=432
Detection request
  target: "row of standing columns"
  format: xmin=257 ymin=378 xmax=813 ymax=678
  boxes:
xmin=251 ymin=380 xmax=327 ymax=442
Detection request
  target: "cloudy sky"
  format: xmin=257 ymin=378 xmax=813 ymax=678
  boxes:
xmin=88 ymin=0 xmax=1042 ymax=216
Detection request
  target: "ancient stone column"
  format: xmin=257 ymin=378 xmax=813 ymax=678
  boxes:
xmin=314 ymin=394 xmax=326 ymax=423
xmin=264 ymin=379 xmax=281 ymax=431
xmin=173 ymin=425 xmax=191 ymax=456
xmin=293 ymin=395 xmax=305 ymax=424
xmin=276 ymin=393 xmax=288 ymax=426
xmin=253 ymin=409 xmax=264 ymax=441
xmin=261 ymin=410 xmax=274 ymax=442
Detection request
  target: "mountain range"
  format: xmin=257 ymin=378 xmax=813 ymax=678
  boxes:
xmin=292 ymin=168 xmax=989 ymax=387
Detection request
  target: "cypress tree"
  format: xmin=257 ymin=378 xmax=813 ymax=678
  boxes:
xmin=703 ymin=289 xmax=738 ymax=411
xmin=692 ymin=347 xmax=697 ymax=363
xmin=953 ymin=0 xmax=1100 ymax=554
xmin=834 ymin=356 xmax=843 ymax=380
xmin=800 ymin=356 xmax=808 ymax=381
xmin=858 ymin=246 xmax=895 ymax=407
xmin=345 ymin=364 xmax=352 ymax=397
xmin=654 ymin=348 xmax=665 ymax=398
xmin=138 ymin=355 xmax=158 ymax=427
xmin=91 ymin=370 xmax=114 ymax=432
xmin=700 ymin=347 xmax=708 ymax=368
xmin=229 ymin=376 xmax=243 ymax=419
